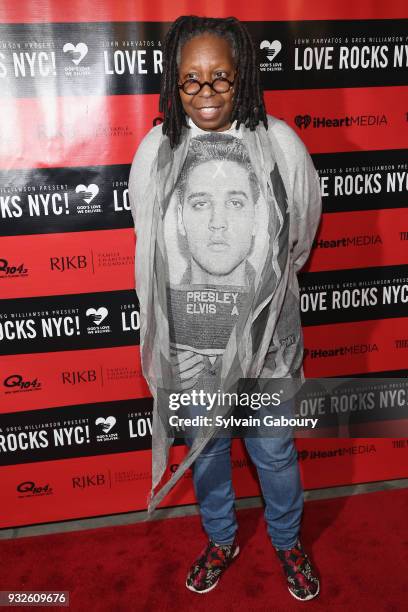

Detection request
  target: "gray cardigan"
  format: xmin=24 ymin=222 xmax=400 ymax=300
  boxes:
xmin=128 ymin=114 xmax=322 ymax=512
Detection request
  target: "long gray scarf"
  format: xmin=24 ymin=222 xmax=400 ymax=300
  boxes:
xmin=137 ymin=120 xmax=295 ymax=514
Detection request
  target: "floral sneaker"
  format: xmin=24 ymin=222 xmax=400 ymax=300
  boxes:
xmin=275 ymin=538 xmax=320 ymax=601
xmin=186 ymin=537 xmax=240 ymax=594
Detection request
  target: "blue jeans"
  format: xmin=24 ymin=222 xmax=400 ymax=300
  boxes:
xmin=184 ymin=399 xmax=303 ymax=549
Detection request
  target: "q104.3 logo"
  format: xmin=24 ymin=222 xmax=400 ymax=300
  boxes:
xmin=16 ymin=480 xmax=53 ymax=498
xmin=259 ymin=40 xmax=283 ymax=72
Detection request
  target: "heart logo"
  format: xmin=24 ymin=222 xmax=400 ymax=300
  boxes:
xmin=63 ymin=42 xmax=88 ymax=65
xmin=95 ymin=416 xmax=116 ymax=433
xmin=260 ymin=40 xmax=282 ymax=61
xmin=294 ymin=115 xmax=312 ymax=129
xmin=86 ymin=307 xmax=108 ymax=325
xmin=76 ymin=183 xmax=99 ymax=204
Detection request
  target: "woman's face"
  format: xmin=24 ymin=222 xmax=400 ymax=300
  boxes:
xmin=178 ymin=33 xmax=235 ymax=132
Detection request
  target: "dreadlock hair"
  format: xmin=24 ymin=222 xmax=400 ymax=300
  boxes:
xmin=159 ymin=15 xmax=268 ymax=148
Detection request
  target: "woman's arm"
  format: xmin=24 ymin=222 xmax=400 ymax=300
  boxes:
xmin=290 ymin=131 xmax=322 ymax=273
xmin=128 ymin=124 xmax=163 ymax=353
xmin=128 ymin=124 xmax=162 ymax=233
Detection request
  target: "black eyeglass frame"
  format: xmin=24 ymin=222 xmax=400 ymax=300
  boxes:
xmin=178 ymin=76 xmax=235 ymax=95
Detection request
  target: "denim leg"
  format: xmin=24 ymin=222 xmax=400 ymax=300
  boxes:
xmin=244 ymin=401 xmax=304 ymax=549
xmin=185 ymin=434 xmax=237 ymax=545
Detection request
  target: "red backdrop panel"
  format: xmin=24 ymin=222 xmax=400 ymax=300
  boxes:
xmin=0 ymin=0 xmax=407 ymax=528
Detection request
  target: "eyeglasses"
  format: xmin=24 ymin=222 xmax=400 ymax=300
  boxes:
xmin=178 ymin=77 xmax=235 ymax=96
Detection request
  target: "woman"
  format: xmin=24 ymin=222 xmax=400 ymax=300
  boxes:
xmin=129 ymin=15 xmax=321 ymax=601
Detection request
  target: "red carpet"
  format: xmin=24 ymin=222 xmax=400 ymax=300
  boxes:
xmin=1 ymin=487 xmax=407 ymax=611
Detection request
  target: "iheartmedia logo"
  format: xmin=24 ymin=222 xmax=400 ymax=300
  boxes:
xmin=297 ymin=444 xmax=376 ymax=460
xmin=304 ymin=344 xmax=378 ymax=359
xmin=294 ymin=114 xmax=387 ymax=129
xmin=312 ymin=235 xmax=382 ymax=249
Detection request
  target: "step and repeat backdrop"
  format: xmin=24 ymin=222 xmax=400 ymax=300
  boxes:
xmin=0 ymin=1 xmax=407 ymax=528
